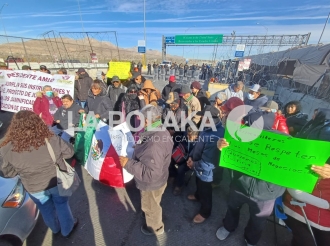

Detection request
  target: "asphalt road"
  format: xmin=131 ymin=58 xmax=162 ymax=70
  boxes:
xmin=0 ymin=75 xmax=292 ymax=246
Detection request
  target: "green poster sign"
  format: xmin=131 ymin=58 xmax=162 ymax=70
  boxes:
xmin=175 ymin=34 xmax=223 ymax=44
xmin=219 ymin=121 xmax=330 ymax=193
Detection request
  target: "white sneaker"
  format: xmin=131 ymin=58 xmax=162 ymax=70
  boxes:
xmin=216 ymin=226 xmax=230 ymax=240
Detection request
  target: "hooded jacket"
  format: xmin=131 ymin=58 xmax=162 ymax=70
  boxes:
xmin=107 ymin=84 xmax=127 ymax=111
xmin=244 ymin=94 xmax=268 ymax=109
xmin=184 ymin=95 xmax=202 ymax=124
xmin=284 ymin=101 xmax=308 ymax=136
xmin=124 ymin=125 xmax=173 ymax=191
xmin=53 ymin=102 xmax=82 ymax=130
xmin=233 ymin=111 xmax=286 ymax=201
xmin=141 ymin=80 xmax=161 ymax=105
xmin=162 ymin=83 xmax=181 ymax=100
xmin=284 ymin=108 xmax=330 ymax=230
xmin=33 ymin=91 xmax=62 ymax=126
xmin=190 ymin=120 xmax=225 ymax=182
xmin=85 ymin=88 xmax=114 ymax=121
xmin=74 ymin=72 xmax=94 ymax=101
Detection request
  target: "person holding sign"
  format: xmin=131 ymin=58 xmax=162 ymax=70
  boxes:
xmin=33 ymin=85 xmax=62 ymax=132
xmin=216 ymin=110 xmax=286 ymax=246
xmin=118 ymin=105 xmax=173 ymax=236
xmin=283 ymin=108 xmax=330 ymax=246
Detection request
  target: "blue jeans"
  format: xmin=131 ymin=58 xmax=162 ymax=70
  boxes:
xmin=29 ymin=186 xmax=75 ymax=236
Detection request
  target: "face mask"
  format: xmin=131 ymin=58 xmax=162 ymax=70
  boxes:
xmin=270 ymin=109 xmax=277 ymax=113
xmin=248 ymin=94 xmax=255 ymax=100
xmin=45 ymin=91 xmax=53 ymax=97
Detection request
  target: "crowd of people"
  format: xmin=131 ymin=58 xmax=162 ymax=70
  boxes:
xmin=0 ymin=64 xmax=330 ymax=246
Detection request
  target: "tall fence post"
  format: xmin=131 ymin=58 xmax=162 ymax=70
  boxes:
xmin=21 ymin=38 xmax=30 ymax=67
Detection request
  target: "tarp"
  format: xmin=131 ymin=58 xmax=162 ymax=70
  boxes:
xmin=293 ymin=64 xmax=328 ymax=87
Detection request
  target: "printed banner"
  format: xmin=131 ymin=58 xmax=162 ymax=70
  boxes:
xmin=106 ymin=62 xmax=131 ymax=80
xmin=220 ymin=121 xmax=330 ymax=193
xmin=0 ymin=70 xmax=74 ymax=113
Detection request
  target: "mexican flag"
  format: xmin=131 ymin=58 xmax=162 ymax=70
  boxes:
xmin=74 ymin=115 xmax=134 ymax=188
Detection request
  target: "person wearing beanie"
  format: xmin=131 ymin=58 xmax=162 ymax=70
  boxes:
xmin=220 ymin=97 xmax=244 ymax=127
xmin=187 ymin=105 xmax=225 ymax=223
xmin=107 ymin=76 xmax=127 ymax=111
xmin=180 ymin=84 xmax=201 ymax=124
xmin=74 ymin=67 xmax=94 ymax=108
xmin=161 ymin=75 xmax=181 ymax=101
xmin=190 ymin=81 xmax=210 ymax=110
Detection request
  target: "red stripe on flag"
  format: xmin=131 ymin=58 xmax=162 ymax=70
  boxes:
xmin=99 ymin=145 xmax=125 ymax=188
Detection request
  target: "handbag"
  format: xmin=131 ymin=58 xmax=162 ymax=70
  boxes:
xmin=45 ymin=138 xmax=81 ymax=196
xmin=171 ymin=143 xmax=188 ymax=164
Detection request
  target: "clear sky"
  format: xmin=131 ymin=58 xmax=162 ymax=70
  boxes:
xmin=1 ymin=0 xmax=330 ymax=59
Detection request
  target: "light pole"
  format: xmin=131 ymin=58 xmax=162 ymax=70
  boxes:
xmin=256 ymin=23 xmax=268 ymax=54
xmin=0 ymin=3 xmax=12 ymax=57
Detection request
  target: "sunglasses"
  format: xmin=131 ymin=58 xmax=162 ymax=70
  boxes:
xmin=129 ymin=90 xmax=137 ymax=93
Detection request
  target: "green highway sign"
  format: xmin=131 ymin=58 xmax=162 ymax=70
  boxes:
xmin=174 ymin=34 xmax=223 ymax=44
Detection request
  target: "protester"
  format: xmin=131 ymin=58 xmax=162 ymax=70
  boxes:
xmin=162 ymin=92 xmax=187 ymax=128
xmin=40 ymin=65 xmax=48 ymax=73
xmin=244 ymin=84 xmax=268 ymax=109
xmin=107 ymin=76 xmax=127 ymax=111
xmin=284 ymin=100 xmax=308 ymax=136
xmin=147 ymin=63 xmax=151 ymax=75
xmin=57 ymin=68 xmax=67 ymax=75
xmin=140 ymin=80 xmax=161 ymax=106
xmin=96 ymin=71 xmax=108 ymax=86
xmin=283 ymin=108 xmax=330 ymax=246
xmin=216 ymin=110 xmax=286 ymax=246
xmin=74 ymin=68 xmax=94 ymax=108
xmin=22 ymin=65 xmax=31 ymax=70
xmin=187 ymin=105 xmax=224 ymax=223
xmin=33 ymin=85 xmax=62 ymax=129
xmin=260 ymin=101 xmax=289 ymax=134
xmin=119 ymin=105 xmax=173 ymax=236
xmin=190 ymin=81 xmax=210 ymax=110
xmin=214 ymin=92 xmax=227 ymax=112
xmin=53 ymin=94 xmax=82 ymax=134
xmin=161 ymin=75 xmax=181 ymax=101
xmin=224 ymin=81 xmax=244 ymax=101
xmin=180 ymin=85 xmax=201 ymax=124
xmin=0 ymin=110 xmax=78 ymax=238
xmin=83 ymin=80 xmax=113 ymax=123
xmin=219 ymin=97 xmax=244 ymax=127
xmin=119 ymin=84 xmax=145 ymax=128
xmin=129 ymin=72 xmax=146 ymax=91
xmin=171 ymin=126 xmax=198 ymax=195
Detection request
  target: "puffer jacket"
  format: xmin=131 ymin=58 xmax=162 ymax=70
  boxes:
xmin=272 ymin=113 xmax=289 ymax=134
xmin=0 ymin=135 xmax=74 ymax=193
xmin=190 ymin=120 xmax=225 ymax=182
xmin=107 ymin=84 xmax=127 ymax=111
xmin=74 ymin=72 xmax=94 ymax=101
xmin=286 ymin=113 xmax=308 ymax=136
xmin=162 ymin=83 xmax=181 ymax=100
xmin=193 ymin=89 xmax=211 ymax=110
xmin=233 ymin=111 xmax=286 ymax=200
xmin=283 ymin=108 xmax=330 ymax=230
xmin=85 ymin=88 xmax=114 ymax=121
xmin=124 ymin=125 xmax=173 ymax=191
xmin=141 ymin=80 xmax=161 ymax=105
xmin=33 ymin=91 xmax=62 ymax=126
xmin=244 ymin=94 xmax=268 ymax=109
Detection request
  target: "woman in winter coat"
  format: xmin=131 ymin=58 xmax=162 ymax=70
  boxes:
xmin=283 ymin=108 xmax=330 ymax=246
xmin=0 ymin=110 xmax=78 ymax=238
xmin=284 ymin=100 xmax=308 ymax=136
xmin=140 ymin=80 xmax=161 ymax=106
xmin=33 ymin=85 xmax=62 ymax=128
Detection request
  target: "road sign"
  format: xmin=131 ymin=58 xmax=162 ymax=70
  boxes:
xmin=174 ymin=34 xmax=223 ymax=44
xmin=235 ymin=51 xmax=244 ymax=57
xmin=165 ymin=36 xmax=175 ymax=44
xmin=90 ymin=53 xmax=98 ymax=63
xmin=236 ymin=44 xmax=246 ymax=51
xmin=138 ymin=47 xmax=146 ymax=53
xmin=138 ymin=40 xmax=146 ymax=46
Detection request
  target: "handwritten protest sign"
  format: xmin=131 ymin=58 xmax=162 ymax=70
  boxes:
xmin=0 ymin=70 xmax=74 ymax=113
xmin=220 ymin=121 xmax=330 ymax=193
xmin=106 ymin=62 xmax=131 ymax=80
